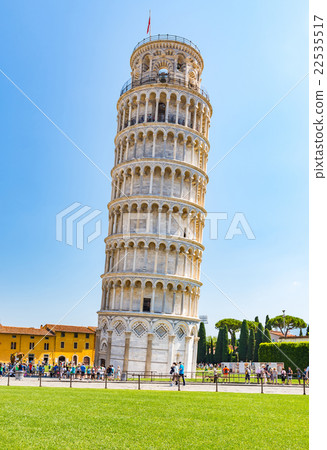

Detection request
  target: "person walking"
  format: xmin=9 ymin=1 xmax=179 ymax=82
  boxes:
xmin=287 ymin=367 xmax=293 ymax=385
xmin=172 ymin=363 xmax=179 ymax=386
xmin=116 ymin=365 xmax=121 ymax=381
xmin=179 ymin=361 xmax=185 ymax=386
xmin=245 ymin=366 xmax=251 ymax=384
xmin=281 ymin=367 xmax=286 ymax=385
xmin=272 ymin=367 xmax=278 ymax=384
xmin=296 ymin=368 xmax=302 ymax=385
xmin=213 ymin=366 xmax=218 ymax=383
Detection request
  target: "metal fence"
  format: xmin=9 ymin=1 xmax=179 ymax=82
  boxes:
xmin=120 ymin=74 xmax=210 ymax=101
xmin=2 ymin=370 xmax=308 ymax=395
xmin=133 ymin=34 xmax=201 ymax=54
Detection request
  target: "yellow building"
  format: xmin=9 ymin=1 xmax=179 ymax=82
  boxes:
xmin=0 ymin=325 xmax=55 ymax=364
xmin=0 ymin=324 xmax=96 ymax=365
xmin=42 ymin=324 xmax=96 ymax=366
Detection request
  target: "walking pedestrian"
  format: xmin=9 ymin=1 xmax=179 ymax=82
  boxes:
xmin=179 ymin=361 xmax=185 ymax=386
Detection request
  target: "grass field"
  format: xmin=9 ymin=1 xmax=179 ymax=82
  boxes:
xmin=0 ymin=387 xmax=308 ymax=449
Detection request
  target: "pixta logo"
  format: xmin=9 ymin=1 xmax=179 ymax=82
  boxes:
xmin=56 ymin=202 xmax=102 ymax=250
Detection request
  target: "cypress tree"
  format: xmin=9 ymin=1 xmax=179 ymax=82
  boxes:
xmin=215 ymin=328 xmax=223 ymax=363
xmin=221 ymin=325 xmax=229 ymax=362
xmin=263 ymin=327 xmax=271 ymax=343
xmin=197 ymin=322 xmax=207 ymax=363
xmin=239 ymin=320 xmax=249 ymax=361
xmin=265 ymin=315 xmax=271 ymax=330
xmin=254 ymin=316 xmax=259 ymax=323
xmin=299 ymin=328 xmax=303 ymax=337
xmin=306 ymin=325 xmax=309 ymax=336
xmin=247 ymin=328 xmax=255 ymax=361
xmin=210 ymin=338 xmax=214 ymax=364
xmin=254 ymin=322 xmax=264 ymax=361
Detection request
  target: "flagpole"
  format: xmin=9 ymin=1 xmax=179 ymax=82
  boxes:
xmin=149 ymin=10 xmax=151 ymax=40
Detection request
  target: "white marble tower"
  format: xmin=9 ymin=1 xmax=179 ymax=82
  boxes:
xmin=95 ymin=35 xmax=212 ymax=375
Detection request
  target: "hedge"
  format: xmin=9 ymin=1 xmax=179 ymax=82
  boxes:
xmin=258 ymin=342 xmax=309 ymax=372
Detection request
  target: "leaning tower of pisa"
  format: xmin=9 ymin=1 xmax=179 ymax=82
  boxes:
xmin=95 ymin=35 xmax=212 ymax=375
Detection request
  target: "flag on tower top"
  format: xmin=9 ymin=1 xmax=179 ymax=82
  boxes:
xmin=147 ymin=10 xmax=151 ymax=35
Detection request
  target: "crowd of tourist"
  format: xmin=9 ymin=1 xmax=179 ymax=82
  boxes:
xmin=196 ymin=363 xmax=309 ymax=385
xmin=0 ymin=362 xmax=123 ymax=381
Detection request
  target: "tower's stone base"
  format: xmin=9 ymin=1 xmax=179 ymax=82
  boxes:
xmin=95 ymin=313 xmax=199 ymax=376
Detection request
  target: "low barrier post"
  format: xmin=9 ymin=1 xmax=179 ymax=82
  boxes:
xmin=105 ymin=374 xmax=108 ymax=389
xmin=70 ymin=374 xmax=73 ymax=388
xmin=178 ymin=376 xmax=181 ymax=391
xmin=138 ymin=374 xmax=141 ymax=390
xmin=216 ymin=377 xmax=218 ymax=392
xmin=261 ymin=376 xmax=264 ymax=394
xmin=39 ymin=373 xmax=42 ymax=387
xmin=7 ymin=372 xmax=10 ymax=386
xmin=303 ymin=375 xmax=306 ymax=395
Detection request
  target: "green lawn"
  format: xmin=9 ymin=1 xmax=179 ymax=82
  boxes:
xmin=0 ymin=387 xmax=308 ymax=449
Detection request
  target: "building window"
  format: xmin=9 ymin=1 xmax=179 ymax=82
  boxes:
xmin=29 ymin=342 xmax=34 ymax=350
xmin=44 ymin=343 xmax=49 ymax=350
xmin=143 ymin=298 xmax=151 ymax=312
xmin=45 ymin=336 xmax=49 ymax=340
xmin=30 ymin=336 xmax=34 ymax=339
xmin=74 ymin=333 xmax=78 ymax=338
xmin=60 ymin=342 xmax=65 ymax=349
xmin=61 ymin=332 xmax=65 ymax=337
xmin=12 ymin=335 xmax=16 ymax=338
xmin=11 ymin=342 xmax=16 ymax=350
xmin=74 ymin=342 xmax=78 ymax=349
xmin=85 ymin=343 xmax=89 ymax=350
xmin=86 ymin=333 xmax=89 ymax=339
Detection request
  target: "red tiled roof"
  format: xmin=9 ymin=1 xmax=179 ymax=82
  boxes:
xmin=270 ymin=330 xmax=296 ymax=338
xmin=0 ymin=325 xmax=54 ymax=336
xmin=42 ymin=324 xmax=95 ymax=334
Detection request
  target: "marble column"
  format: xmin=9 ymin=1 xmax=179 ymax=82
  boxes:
xmin=145 ymin=333 xmax=154 ymax=375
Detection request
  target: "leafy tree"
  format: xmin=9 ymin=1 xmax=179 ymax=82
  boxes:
xmin=221 ymin=325 xmax=229 ymax=362
xmin=197 ymin=322 xmax=207 ymax=363
xmin=254 ymin=316 xmax=259 ymax=323
xmin=239 ymin=320 xmax=249 ymax=361
xmin=254 ymin=322 xmax=264 ymax=361
xmin=265 ymin=315 xmax=271 ymax=330
xmin=263 ymin=327 xmax=271 ymax=343
xmin=299 ymin=328 xmax=303 ymax=337
xmin=247 ymin=320 xmax=259 ymax=331
xmin=215 ymin=319 xmax=242 ymax=352
xmin=247 ymin=328 xmax=255 ymax=361
xmin=306 ymin=325 xmax=309 ymax=336
xmin=268 ymin=315 xmax=307 ymax=337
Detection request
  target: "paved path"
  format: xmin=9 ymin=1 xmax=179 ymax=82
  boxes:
xmin=0 ymin=377 xmax=308 ymax=395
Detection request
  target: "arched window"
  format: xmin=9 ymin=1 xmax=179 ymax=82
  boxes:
xmin=158 ymin=68 xmax=168 ymax=83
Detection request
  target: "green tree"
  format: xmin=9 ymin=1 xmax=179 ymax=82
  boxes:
xmin=268 ymin=315 xmax=307 ymax=337
xmin=265 ymin=315 xmax=271 ymax=330
xmin=254 ymin=322 xmax=264 ymax=361
xmin=221 ymin=325 xmax=229 ymax=362
xmin=210 ymin=338 xmax=214 ymax=363
xmin=254 ymin=316 xmax=259 ymax=323
xmin=239 ymin=320 xmax=249 ymax=361
xmin=299 ymin=328 xmax=303 ymax=337
xmin=215 ymin=319 xmax=242 ymax=352
xmin=247 ymin=328 xmax=255 ymax=361
xmin=197 ymin=322 xmax=207 ymax=363
xmin=306 ymin=325 xmax=309 ymax=336
xmin=263 ymin=327 xmax=271 ymax=343
xmin=215 ymin=328 xmax=223 ymax=363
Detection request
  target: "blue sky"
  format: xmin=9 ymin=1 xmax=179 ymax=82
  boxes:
xmin=0 ymin=1 xmax=308 ymax=336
